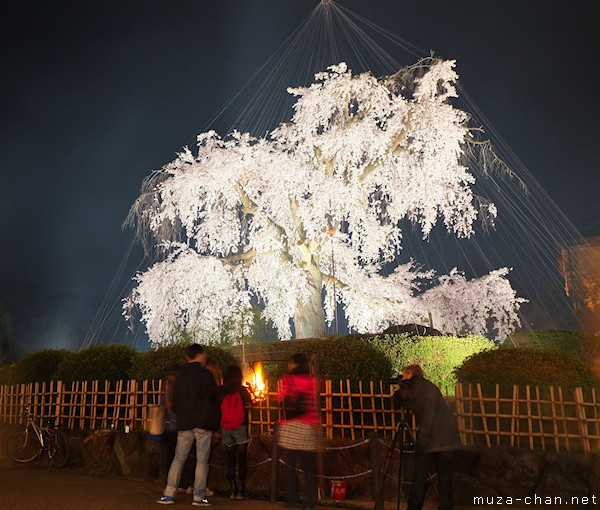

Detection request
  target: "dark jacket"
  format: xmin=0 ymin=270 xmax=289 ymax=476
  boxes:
xmin=393 ymin=375 xmax=461 ymax=453
xmin=173 ymin=362 xmax=221 ymax=432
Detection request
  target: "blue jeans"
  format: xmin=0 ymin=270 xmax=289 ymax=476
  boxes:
xmin=164 ymin=428 xmax=213 ymax=499
xmin=222 ymin=425 xmax=249 ymax=447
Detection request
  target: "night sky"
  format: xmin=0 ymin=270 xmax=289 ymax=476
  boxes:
xmin=1 ymin=0 xmax=599 ymax=354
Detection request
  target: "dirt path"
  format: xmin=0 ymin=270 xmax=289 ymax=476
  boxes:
xmin=0 ymin=458 xmax=397 ymax=510
xmin=0 ymin=458 xmax=517 ymax=510
xmin=0 ymin=458 xmax=289 ymax=510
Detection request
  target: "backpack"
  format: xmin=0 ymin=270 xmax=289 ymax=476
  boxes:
xmin=281 ymin=377 xmax=307 ymax=420
xmin=220 ymin=390 xmax=246 ymax=430
xmin=282 ymin=391 xmax=306 ymax=420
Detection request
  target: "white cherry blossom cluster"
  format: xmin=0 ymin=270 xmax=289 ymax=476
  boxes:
xmin=126 ymin=58 xmax=521 ymax=344
xmin=418 ymin=268 xmax=527 ymax=342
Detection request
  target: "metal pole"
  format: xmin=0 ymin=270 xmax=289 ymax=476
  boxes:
xmin=369 ymin=431 xmax=384 ymax=510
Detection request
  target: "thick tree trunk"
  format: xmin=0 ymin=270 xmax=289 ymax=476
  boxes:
xmin=293 ymin=255 xmax=326 ymax=339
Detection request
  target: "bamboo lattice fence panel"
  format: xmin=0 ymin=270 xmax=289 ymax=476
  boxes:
xmin=1 ymin=380 xmax=600 ymax=452
xmin=0 ymin=379 xmax=164 ymax=431
xmin=454 ymin=383 xmax=600 ymax=453
xmin=247 ymin=379 xmax=404 ymax=440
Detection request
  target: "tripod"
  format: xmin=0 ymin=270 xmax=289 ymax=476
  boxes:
xmin=374 ymin=412 xmax=436 ymax=510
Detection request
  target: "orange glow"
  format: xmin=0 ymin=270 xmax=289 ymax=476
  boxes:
xmin=244 ymin=361 xmax=267 ymax=403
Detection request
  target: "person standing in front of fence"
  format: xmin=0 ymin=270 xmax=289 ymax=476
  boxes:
xmin=220 ymin=365 xmax=253 ymax=500
xmin=393 ymin=364 xmax=461 ymax=510
xmin=162 ymin=365 xmax=208 ymax=497
xmin=277 ymin=353 xmax=320 ymax=510
xmin=161 ymin=366 xmax=180 ymax=479
xmin=157 ymin=343 xmax=221 ymax=507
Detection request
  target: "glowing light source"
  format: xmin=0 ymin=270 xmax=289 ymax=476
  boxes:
xmin=244 ymin=361 xmax=267 ymax=403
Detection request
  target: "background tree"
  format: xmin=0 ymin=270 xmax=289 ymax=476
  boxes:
xmin=125 ymin=58 xmax=523 ymax=346
xmin=0 ymin=304 xmax=16 ymax=364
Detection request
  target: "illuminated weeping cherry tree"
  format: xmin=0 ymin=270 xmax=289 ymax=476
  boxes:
xmin=125 ymin=59 xmax=525 ymax=346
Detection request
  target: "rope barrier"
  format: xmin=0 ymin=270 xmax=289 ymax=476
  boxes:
xmin=209 ymin=436 xmax=373 ymax=477
xmin=377 ymin=438 xmax=415 ymax=454
xmin=383 ymin=470 xmax=436 ymax=482
xmin=210 ymin=458 xmax=272 ymax=470
xmin=278 ymin=458 xmax=372 ymax=480
xmin=322 ymin=438 xmax=371 ymax=450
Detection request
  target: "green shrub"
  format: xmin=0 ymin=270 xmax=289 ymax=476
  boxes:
xmin=129 ymin=343 xmax=238 ymax=381
xmin=11 ymin=349 xmax=73 ymax=383
xmin=0 ymin=363 xmax=18 ymax=385
xmin=129 ymin=344 xmax=186 ymax=381
xmin=368 ymin=334 xmax=494 ymax=394
xmin=54 ymin=345 xmax=140 ymax=383
xmin=204 ymin=345 xmax=239 ymax=377
xmin=272 ymin=336 xmax=393 ymax=383
xmin=455 ymin=347 xmax=599 ymax=390
xmin=507 ymin=330 xmax=599 ymax=356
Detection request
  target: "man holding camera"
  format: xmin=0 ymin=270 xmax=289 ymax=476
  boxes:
xmin=393 ymin=364 xmax=461 ymax=510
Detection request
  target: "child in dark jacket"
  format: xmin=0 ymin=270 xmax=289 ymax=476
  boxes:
xmin=220 ymin=365 xmax=252 ymax=499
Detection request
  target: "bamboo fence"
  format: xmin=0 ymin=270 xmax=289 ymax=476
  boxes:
xmin=1 ymin=380 xmax=600 ymax=452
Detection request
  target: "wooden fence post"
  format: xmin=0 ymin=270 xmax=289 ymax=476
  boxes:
xmin=54 ymin=380 xmax=63 ymax=425
xmin=558 ymin=386 xmax=570 ymax=451
xmin=510 ymin=385 xmax=518 ymax=447
xmin=574 ymin=387 xmax=590 ymax=453
xmin=476 ymin=383 xmax=491 ymax=448
xmin=325 ymin=380 xmax=333 ymax=440
xmin=128 ymin=379 xmax=137 ymax=431
xmin=454 ymin=383 xmax=467 ymax=446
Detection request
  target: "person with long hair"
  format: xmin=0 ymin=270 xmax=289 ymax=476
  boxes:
xmin=277 ymin=353 xmax=319 ymax=510
xmin=220 ymin=365 xmax=252 ymax=499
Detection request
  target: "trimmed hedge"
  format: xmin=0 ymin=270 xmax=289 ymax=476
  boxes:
xmin=54 ymin=345 xmax=140 ymax=383
xmin=508 ymin=330 xmax=600 ymax=356
xmin=11 ymin=349 xmax=72 ymax=384
xmin=0 ymin=364 xmax=17 ymax=385
xmin=455 ymin=347 xmax=599 ymax=390
xmin=369 ymin=334 xmax=494 ymax=394
xmin=269 ymin=336 xmax=393 ymax=383
xmin=129 ymin=344 xmax=238 ymax=381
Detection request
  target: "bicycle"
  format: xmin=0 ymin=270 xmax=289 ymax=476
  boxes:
xmin=6 ymin=406 xmax=69 ymax=468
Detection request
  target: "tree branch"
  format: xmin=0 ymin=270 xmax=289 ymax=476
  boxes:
xmin=289 ymin=196 xmax=307 ymax=243
xmin=314 ymin=147 xmax=336 ymax=177
xmin=358 ymin=111 xmax=413 ymax=183
xmin=223 ymin=249 xmax=257 ymax=266
xmin=322 ymin=273 xmax=348 ymax=289
xmin=358 ymin=160 xmax=382 ymax=183
xmin=235 ymin=182 xmax=257 ymax=215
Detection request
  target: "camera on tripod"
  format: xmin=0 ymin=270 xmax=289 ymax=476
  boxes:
xmin=389 ymin=377 xmax=409 ymax=391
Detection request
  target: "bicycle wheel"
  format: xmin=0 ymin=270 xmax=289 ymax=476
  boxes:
xmin=6 ymin=430 xmax=41 ymax=463
xmin=47 ymin=429 xmax=69 ymax=468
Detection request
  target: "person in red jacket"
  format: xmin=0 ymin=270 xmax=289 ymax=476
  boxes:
xmin=277 ymin=353 xmax=320 ymax=510
xmin=219 ymin=365 xmax=252 ymax=500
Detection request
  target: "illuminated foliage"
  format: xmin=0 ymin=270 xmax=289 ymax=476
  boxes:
xmin=126 ymin=59 xmax=523 ymax=345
